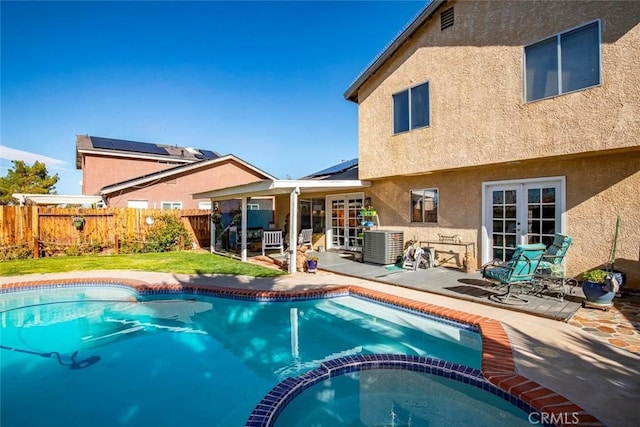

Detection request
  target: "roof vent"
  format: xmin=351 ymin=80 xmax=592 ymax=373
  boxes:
xmin=441 ymin=7 xmax=454 ymax=31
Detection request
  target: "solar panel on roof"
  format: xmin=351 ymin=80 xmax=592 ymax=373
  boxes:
xmin=198 ymin=149 xmax=218 ymax=159
xmin=307 ymin=158 xmax=358 ymax=178
xmin=112 ymin=140 xmax=133 ymax=151
xmin=128 ymin=140 xmax=169 ymax=155
xmin=91 ymin=137 xmax=115 ymax=150
xmin=91 ymin=137 xmax=169 ymax=156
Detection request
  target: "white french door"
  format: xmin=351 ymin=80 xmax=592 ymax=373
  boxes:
xmin=326 ymin=194 xmax=364 ymax=251
xmin=483 ymin=177 xmax=565 ymax=263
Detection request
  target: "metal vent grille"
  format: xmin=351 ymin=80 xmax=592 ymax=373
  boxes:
xmin=441 ymin=7 xmax=454 ymax=31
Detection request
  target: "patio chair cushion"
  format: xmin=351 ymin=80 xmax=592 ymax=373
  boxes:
xmin=537 ymin=234 xmax=572 ymax=277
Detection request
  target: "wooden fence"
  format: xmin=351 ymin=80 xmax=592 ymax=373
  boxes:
xmin=0 ymin=206 xmax=211 ymax=257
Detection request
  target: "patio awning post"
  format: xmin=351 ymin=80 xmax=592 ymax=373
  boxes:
xmin=240 ymin=197 xmax=248 ymax=261
xmin=288 ymin=187 xmax=300 ymax=274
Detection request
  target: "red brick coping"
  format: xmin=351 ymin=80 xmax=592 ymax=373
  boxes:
xmin=1 ymin=278 xmax=602 ymax=426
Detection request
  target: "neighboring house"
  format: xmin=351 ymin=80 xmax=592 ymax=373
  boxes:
xmin=342 ymin=1 xmax=639 ymax=285
xmin=76 ymin=135 xmax=276 ymax=209
xmin=193 ymin=158 xmax=371 ymax=273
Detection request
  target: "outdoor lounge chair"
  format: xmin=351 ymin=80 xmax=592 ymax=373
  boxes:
xmin=298 ymin=228 xmax=313 ymax=248
xmin=482 ymin=243 xmax=546 ymax=305
xmin=532 ymin=233 xmax=577 ymax=301
xmin=262 ymin=230 xmax=284 ymax=256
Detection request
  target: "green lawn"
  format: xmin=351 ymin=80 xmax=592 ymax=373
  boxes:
xmin=0 ymin=250 xmax=285 ymax=277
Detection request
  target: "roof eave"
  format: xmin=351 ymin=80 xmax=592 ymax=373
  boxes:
xmin=343 ymin=0 xmax=447 ymax=103
xmin=193 ymin=179 xmax=371 ymax=201
xmin=100 ymin=155 xmax=277 ymax=196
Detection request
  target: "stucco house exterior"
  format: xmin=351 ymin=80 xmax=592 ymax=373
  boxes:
xmin=343 ymin=0 xmax=639 ymax=287
xmin=76 ymin=135 xmax=276 ymax=209
xmin=196 ymin=0 xmax=639 ymax=286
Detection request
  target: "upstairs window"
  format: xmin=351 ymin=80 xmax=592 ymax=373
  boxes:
xmin=524 ymin=21 xmax=600 ymax=102
xmin=411 ymin=188 xmax=438 ymax=223
xmin=393 ymin=82 xmax=430 ymax=134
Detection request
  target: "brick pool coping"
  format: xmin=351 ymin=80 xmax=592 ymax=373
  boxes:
xmin=1 ymin=278 xmax=602 ymax=427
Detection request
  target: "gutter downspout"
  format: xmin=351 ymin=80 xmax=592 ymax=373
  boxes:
xmin=288 ymin=187 xmax=300 ymax=274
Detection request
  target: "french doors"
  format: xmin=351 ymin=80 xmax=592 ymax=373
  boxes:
xmin=327 ymin=194 xmax=364 ymax=251
xmin=483 ymin=177 xmax=565 ymax=263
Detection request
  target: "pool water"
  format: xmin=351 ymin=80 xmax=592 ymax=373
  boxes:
xmin=274 ymin=369 xmax=531 ymax=426
xmin=1 ymin=287 xmax=481 ymax=426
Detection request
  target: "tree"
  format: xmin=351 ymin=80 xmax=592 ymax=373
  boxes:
xmin=0 ymin=160 xmax=59 ymax=205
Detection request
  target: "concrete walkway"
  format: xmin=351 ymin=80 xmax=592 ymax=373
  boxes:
xmin=2 ymin=269 xmax=639 ymax=427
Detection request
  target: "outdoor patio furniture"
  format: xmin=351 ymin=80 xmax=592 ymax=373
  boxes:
xmin=262 ymin=230 xmax=284 ymax=256
xmin=482 ymin=243 xmax=546 ymax=305
xmin=531 ymin=233 xmax=577 ymax=301
xmin=402 ymin=241 xmax=430 ymax=270
xmin=298 ymin=228 xmax=313 ymax=248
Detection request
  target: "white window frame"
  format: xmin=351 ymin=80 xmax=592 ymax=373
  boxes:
xmin=524 ymin=20 xmax=601 ymax=103
xmin=392 ymin=81 xmax=431 ymax=134
xmin=481 ymin=176 xmax=566 ymax=264
xmin=410 ymin=188 xmax=439 ymax=224
xmin=198 ymin=201 xmax=212 ymax=210
xmin=127 ymin=200 xmax=148 ymax=209
xmin=161 ymin=201 xmax=182 ymax=210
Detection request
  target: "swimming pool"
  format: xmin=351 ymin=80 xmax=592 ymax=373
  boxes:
xmin=273 ymin=365 xmax=531 ymax=426
xmin=1 ymin=284 xmax=483 ymax=426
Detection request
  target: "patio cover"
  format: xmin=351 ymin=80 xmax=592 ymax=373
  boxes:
xmin=12 ymin=193 xmax=104 ymax=206
xmin=193 ymin=178 xmax=371 ymax=273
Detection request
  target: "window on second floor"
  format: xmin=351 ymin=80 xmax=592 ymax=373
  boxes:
xmin=393 ymin=82 xmax=430 ymax=134
xmin=524 ymin=21 xmax=600 ymax=102
xmin=161 ymin=201 xmax=182 ymax=210
xmin=411 ymin=188 xmax=438 ymax=223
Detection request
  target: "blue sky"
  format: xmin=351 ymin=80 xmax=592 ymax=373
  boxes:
xmin=1 ymin=0 xmax=426 ymax=194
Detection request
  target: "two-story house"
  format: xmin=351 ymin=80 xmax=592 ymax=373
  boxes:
xmin=343 ymin=1 xmax=639 ymax=286
xmin=76 ymin=135 xmax=275 ymax=209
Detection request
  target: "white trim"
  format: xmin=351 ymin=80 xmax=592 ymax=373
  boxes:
xmin=100 ymin=155 xmax=277 ymax=196
xmin=12 ymin=193 xmax=104 ymax=206
xmin=326 ymin=192 xmax=365 ymax=251
xmin=481 ymin=176 xmax=566 ymax=263
xmin=193 ymin=179 xmax=371 ymax=201
xmin=161 ymin=201 xmax=183 ymax=210
xmin=127 ymin=200 xmax=149 ymax=209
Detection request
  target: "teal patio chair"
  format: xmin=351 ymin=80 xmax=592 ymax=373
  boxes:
xmin=482 ymin=243 xmax=546 ymax=305
xmin=533 ymin=233 xmax=577 ymax=301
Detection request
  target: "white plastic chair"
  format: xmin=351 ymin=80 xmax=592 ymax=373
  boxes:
xmin=262 ymin=230 xmax=284 ymax=256
xmin=298 ymin=228 xmax=313 ymax=248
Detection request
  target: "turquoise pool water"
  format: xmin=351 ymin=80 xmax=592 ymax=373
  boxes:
xmin=274 ymin=369 xmax=531 ymax=426
xmin=1 ymin=286 xmax=481 ymax=426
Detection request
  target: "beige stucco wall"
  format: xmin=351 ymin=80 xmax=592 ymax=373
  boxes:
xmin=365 ymin=150 xmax=640 ymax=288
xmin=357 ymin=0 xmax=640 ymax=180
xmin=106 ymin=161 xmax=267 ymax=209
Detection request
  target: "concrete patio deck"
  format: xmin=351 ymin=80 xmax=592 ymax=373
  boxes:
xmin=312 ymin=250 xmax=584 ymax=321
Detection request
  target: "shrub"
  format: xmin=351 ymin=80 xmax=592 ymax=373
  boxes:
xmin=0 ymin=243 xmax=32 ymax=261
xmin=144 ymin=215 xmax=192 ymax=252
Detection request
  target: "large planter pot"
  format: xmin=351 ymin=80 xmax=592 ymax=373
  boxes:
xmin=306 ymin=259 xmax=318 ymax=273
xmin=582 ymin=281 xmax=615 ymax=305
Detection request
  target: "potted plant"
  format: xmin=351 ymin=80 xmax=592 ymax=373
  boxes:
xmin=582 ymin=268 xmax=618 ymax=307
xmin=581 ymin=216 xmax=625 ymax=307
xmin=306 ymin=255 xmax=319 ymax=273
xmin=71 ymin=215 xmax=85 ymax=230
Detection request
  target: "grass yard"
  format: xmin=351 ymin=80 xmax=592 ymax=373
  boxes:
xmin=0 ymin=250 xmax=285 ymax=277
